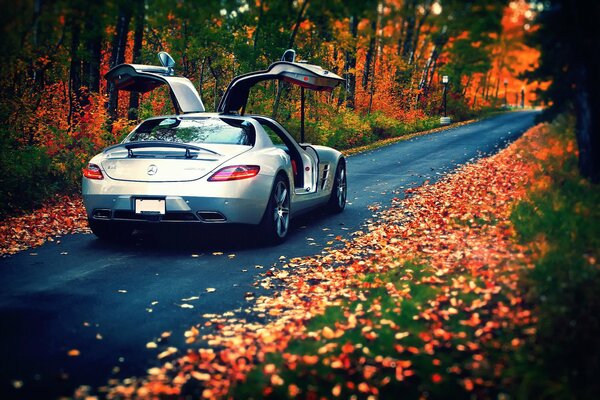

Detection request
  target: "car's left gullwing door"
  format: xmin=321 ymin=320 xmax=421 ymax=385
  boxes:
xmin=105 ymin=63 xmax=205 ymax=114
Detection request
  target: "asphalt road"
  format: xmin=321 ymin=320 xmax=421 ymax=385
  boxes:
xmin=0 ymin=111 xmax=538 ymax=399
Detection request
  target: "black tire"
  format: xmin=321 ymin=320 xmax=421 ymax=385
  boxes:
xmin=328 ymin=160 xmax=347 ymax=213
xmin=88 ymin=219 xmax=131 ymax=241
xmin=259 ymin=174 xmax=291 ymax=244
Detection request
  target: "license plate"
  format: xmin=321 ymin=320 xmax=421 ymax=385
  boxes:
xmin=135 ymin=199 xmax=165 ymax=215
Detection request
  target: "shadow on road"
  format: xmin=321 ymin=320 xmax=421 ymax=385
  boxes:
xmin=84 ymin=208 xmax=340 ymax=255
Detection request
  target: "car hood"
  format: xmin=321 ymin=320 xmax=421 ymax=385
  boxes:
xmin=100 ymin=143 xmax=251 ymax=182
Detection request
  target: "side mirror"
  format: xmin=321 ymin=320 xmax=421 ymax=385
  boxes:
xmin=158 ymin=51 xmax=176 ymax=74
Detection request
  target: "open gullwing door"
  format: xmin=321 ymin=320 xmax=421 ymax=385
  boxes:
xmin=217 ymin=60 xmax=344 ymax=115
xmin=105 ymin=53 xmax=204 ymax=115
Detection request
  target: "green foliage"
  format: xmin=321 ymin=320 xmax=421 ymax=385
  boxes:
xmin=0 ymin=122 xmax=104 ymax=218
xmin=0 ymin=133 xmax=60 ymax=217
xmin=409 ymin=116 xmax=440 ymax=134
xmin=446 ymin=94 xmax=480 ymax=121
xmin=509 ymin=116 xmax=600 ymax=399
xmin=48 ymin=126 xmax=98 ymax=188
xmin=363 ymin=111 xmax=403 ymax=139
xmin=284 ymin=110 xmax=454 ymax=151
xmin=322 ymin=110 xmax=374 ymax=149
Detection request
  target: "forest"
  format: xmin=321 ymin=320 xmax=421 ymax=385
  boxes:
xmin=0 ymin=0 xmax=540 ymax=216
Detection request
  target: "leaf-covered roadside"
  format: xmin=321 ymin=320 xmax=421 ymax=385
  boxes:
xmin=93 ymin=122 xmax=571 ymax=399
xmin=0 ymin=195 xmax=89 ymax=257
xmin=509 ymin=116 xmax=600 ymax=398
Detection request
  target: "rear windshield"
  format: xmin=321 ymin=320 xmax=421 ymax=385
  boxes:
xmin=128 ymin=117 xmax=255 ymax=145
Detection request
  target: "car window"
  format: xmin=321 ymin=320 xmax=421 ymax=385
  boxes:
xmin=128 ymin=117 xmax=255 ymax=145
xmin=261 ymin=123 xmax=285 ymax=146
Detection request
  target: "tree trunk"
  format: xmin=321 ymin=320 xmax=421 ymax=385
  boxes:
xmin=461 ymin=75 xmax=471 ymax=97
xmin=368 ymin=2 xmax=383 ymax=114
xmin=271 ymin=0 xmax=310 ymax=118
xmin=107 ymin=5 xmax=132 ymax=122
xmin=208 ymin=57 xmax=221 ymax=111
xmin=362 ymin=20 xmax=376 ymax=90
xmin=345 ymin=15 xmax=358 ymax=109
xmin=79 ymin=0 xmax=102 ymax=96
xmin=128 ymin=0 xmax=145 ymax=120
xmin=409 ymin=7 xmax=430 ymax=65
xmin=415 ymin=27 xmax=447 ymax=106
xmin=288 ymin=0 xmax=310 ymax=49
xmin=494 ymin=77 xmax=500 ymax=102
xmin=198 ymin=57 xmax=205 ymax=100
xmin=252 ymin=0 xmax=265 ymax=69
xmin=401 ymin=0 xmax=416 ymax=61
xmin=32 ymin=0 xmax=43 ymax=88
xmin=68 ymin=13 xmax=82 ymax=127
xmin=83 ymin=14 xmax=102 ymax=94
xmin=482 ymin=71 xmax=489 ymax=100
xmin=574 ymin=64 xmax=600 ymax=183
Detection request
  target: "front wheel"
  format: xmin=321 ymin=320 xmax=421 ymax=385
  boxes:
xmin=259 ymin=175 xmax=291 ymax=244
xmin=328 ymin=161 xmax=347 ymax=213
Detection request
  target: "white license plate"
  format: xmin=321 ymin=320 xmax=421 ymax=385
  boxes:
xmin=135 ymin=199 xmax=166 ymax=214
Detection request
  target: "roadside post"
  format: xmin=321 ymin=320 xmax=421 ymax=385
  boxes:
xmin=504 ymin=79 xmax=508 ymax=107
xmin=440 ymin=75 xmax=451 ymax=125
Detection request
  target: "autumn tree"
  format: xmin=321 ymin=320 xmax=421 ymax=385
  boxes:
xmin=431 ymin=0 xmax=505 ymax=95
xmin=106 ymin=2 xmax=131 ymax=121
xmin=525 ymin=0 xmax=600 ymax=183
xmin=127 ymin=0 xmax=145 ymax=120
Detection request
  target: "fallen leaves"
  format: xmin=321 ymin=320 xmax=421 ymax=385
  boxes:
xmin=0 ymin=195 xmax=89 ymax=256
xmin=84 ymin=124 xmax=552 ymax=399
xmin=157 ymin=347 xmax=177 ymax=360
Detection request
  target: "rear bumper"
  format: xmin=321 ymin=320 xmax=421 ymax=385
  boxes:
xmin=82 ymin=174 xmax=273 ymax=225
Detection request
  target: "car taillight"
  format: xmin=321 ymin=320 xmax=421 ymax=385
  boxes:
xmin=83 ymin=163 xmax=104 ymax=180
xmin=208 ymin=165 xmax=260 ymax=182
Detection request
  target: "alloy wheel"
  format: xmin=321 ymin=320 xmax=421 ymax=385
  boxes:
xmin=273 ymin=180 xmax=290 ymax=238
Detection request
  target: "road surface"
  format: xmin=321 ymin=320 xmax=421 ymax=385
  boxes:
xmin=0 ymin=111 xmax=538 ymax=399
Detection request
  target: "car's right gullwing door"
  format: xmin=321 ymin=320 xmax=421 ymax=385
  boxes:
xmin=217 ymin=61 xmax=344 ymax=115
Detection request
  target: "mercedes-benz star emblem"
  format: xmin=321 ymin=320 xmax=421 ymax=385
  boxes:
xmin=147 ymin=164 xmax=158 ymax=176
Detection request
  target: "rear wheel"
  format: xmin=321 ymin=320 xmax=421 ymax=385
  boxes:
xmin=328 ymin=160 xmax=347 ymax=213
xmin=259 ymin=175 xmax=290 ymax=244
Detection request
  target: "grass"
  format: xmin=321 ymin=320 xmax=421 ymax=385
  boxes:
xmin=230 ymin=259 xmax=518 ymax=399
xmin=508 ymin=115 xmax=600 ymax=399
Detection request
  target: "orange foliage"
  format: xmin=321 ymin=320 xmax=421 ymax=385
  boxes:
xmin=463 ymin=0 xmax=546 ymax=106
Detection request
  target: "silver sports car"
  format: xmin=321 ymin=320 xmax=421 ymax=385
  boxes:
xmin=82 ymin=51 xmax=347 ymax=243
